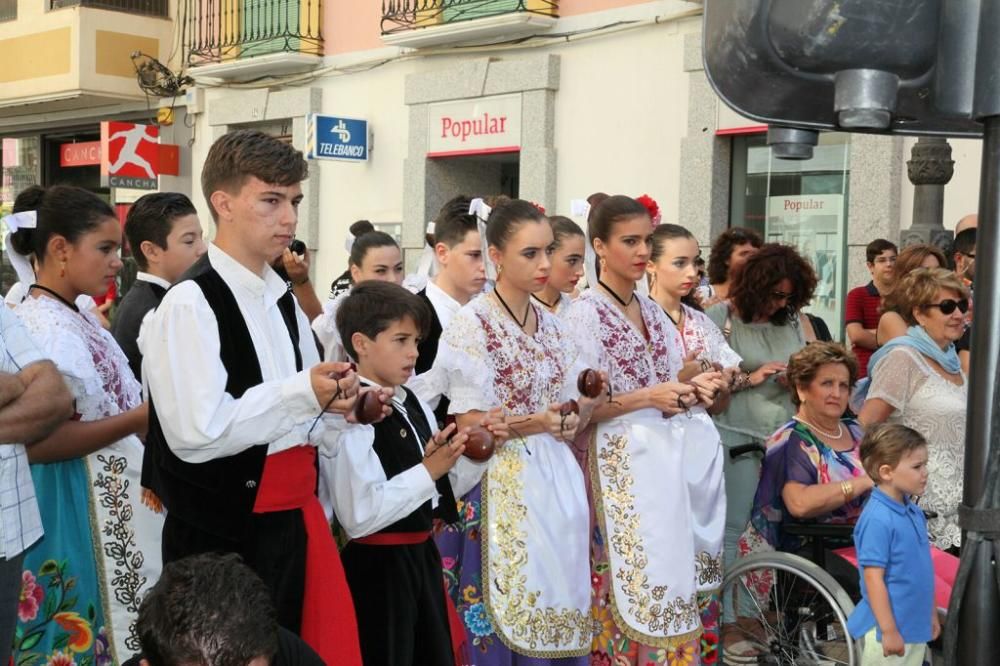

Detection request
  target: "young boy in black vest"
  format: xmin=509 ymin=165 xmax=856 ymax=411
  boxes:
xmin=408 ymin=195 xmax=487 ymax=428
xmin=112 ymin=192 xmax=206 ymax=382
xmin=141 ymin=129 xmax=386 ymax=665
xmin=325 ymin=280 xmax=492 ymax=666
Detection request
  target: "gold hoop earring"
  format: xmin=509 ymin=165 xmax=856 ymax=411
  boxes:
xmin=599 ymin=256 xmax=607 ymax=271
xmin=60 ymin=260 xmax=66 ymax=278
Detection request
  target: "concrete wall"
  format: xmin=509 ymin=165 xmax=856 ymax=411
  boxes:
xmin=187 ymin=10 xmax=702 ymax=294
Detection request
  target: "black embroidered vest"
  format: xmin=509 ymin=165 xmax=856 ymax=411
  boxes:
xmin=144 ymin=255 xmax=303 ymax=540
xmin=369 ymin=385 xmax=458 ymax=529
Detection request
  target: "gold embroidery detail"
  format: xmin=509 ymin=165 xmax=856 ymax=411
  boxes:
xmin=695 ymin=550 xmax=724 ymax=589
xmin=481 ymin=443 xmax=591 ymax=657
xmin=590 ymin=431 xmax=702 ymax=647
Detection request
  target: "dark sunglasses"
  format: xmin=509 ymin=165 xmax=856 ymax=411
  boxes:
xmin=925 ymin=298 xmax=970 ymax=315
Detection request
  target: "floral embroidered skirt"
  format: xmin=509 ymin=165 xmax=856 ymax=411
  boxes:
xmin=589 ymin=518 xmax=720 ymax=666
xmin=14 ymin=458 xmax=113 ymax=665
xmin=15 ymin=445 xmax=162 ymax=665
xmin=436 ymin=482 xmax=589 ymax=666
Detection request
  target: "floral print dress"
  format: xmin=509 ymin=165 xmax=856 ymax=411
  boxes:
xmin=13 ymin=296 xmax=163 ymax=665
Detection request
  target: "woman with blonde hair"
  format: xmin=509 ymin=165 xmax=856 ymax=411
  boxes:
xmin=859 ymin=267 xmax=968 ymax=550
xmin=875 ymin=244 xmax=947 ymax=345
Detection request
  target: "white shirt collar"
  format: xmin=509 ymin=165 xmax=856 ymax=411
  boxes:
xmin=135 ymin=272 xmax=172 ymax=290
xmin=207 ymin=243 xmax=288 ymax=304
xmin=426 ymin=279 xmax=462 ymax=316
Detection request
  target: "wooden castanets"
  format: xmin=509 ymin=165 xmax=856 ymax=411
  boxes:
xmin=353 ymin=390 xmax=383 ymax=425
xmin=461 ymin=426 xmax=496 ymax=462
xmin=577 ymin=369 xmax=604 ymax=399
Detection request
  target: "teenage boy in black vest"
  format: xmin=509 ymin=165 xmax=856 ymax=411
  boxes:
xmin=141 ymin=129 xmax=385 ymax=665
xmin=408 ymin=195 xmax=486 ymax=427
xmin=113 ymin=192 xmax=206 ymax=383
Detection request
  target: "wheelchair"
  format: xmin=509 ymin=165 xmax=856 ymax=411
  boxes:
xmin=720 ymin=443 xmax=943 ymax=665
xmin=719 ymin=443 xmax=867 ymax=666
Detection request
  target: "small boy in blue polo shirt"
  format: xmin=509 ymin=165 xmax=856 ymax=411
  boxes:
xmin=848 ymin=424 xmax=939 ymax=664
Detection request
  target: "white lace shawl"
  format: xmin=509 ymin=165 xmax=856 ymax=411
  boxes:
xmin=15 ymin=295 xmax=140 ymax=420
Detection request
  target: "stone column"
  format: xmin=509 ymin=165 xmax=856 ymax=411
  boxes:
xmin=901 ymin=137 xmax=955 ymax=250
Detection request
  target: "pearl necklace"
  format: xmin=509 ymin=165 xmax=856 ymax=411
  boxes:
xmin=794 ymin=416 xmax=843 ymax=440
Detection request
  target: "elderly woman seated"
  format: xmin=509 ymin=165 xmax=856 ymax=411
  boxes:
xmin=741 ymin=342 xmax=873 ymax=556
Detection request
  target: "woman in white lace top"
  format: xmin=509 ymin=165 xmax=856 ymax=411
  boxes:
xmin=9 ymin=186 xmax=162 ymax=662
xmin=859 ymin=268 xmax=969 ymax=550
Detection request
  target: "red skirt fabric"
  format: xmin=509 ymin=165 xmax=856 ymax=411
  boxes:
xmin=254 ymin=446 xmax=362 ymax=665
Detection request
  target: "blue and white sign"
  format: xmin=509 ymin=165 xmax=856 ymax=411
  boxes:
xmin=309 ymin=115 xmax=369 ymax=162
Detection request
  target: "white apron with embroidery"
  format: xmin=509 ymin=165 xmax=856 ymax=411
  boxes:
xmin=567 ymin=291 xmax=724 ymax=646
xmin=435 ymin=294 xmax=592 ymax=657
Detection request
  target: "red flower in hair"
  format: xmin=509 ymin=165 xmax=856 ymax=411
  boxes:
xmin=636 ymin=194 xmax=661 ymax=226
xmin=530 ymin=201 xmax=546 ymax=214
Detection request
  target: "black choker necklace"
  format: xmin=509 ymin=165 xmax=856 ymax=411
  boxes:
xmin=30 ymin=284 xmax=79 ymax=313
xmin=598 ymin=279 xmax=635 ymax=308
xmin=494 ymin=287 xmax=530 ymax=329
xmin=531 ymin=293 xmax=559 ymax=310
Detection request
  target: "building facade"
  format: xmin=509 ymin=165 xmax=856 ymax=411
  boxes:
xmin=1 ymin=0 xmax=985 ymax=333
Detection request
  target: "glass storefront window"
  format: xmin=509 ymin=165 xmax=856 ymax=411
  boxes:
xmin=730 ymin=133 xmax=851 ymax=340
xmin=1 ymin=137 xmax=42 ymax=294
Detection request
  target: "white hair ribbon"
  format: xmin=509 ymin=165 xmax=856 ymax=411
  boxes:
xmin=344 ymin=233 xmax=356 ymax=255
xmin=1 ymin=211 xmax=37 ymax=234
xmin=3 ymin=232 xmax=37 ymax=288
xmin=571 ymin=199 xmax=598 ymax=291
xmin=469 ymin=198 xmax=497 ymax=283
xmin=2 ymin=211 xmax=38 ymax=288
xmin=415 ymin=221 xmax=439 ymax=280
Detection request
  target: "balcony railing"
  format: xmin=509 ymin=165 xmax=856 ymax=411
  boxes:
xmin=50 ymin=0 xmax=169 ymax=17
xmin=381 ymin=0 xmax=557 ymax=36
xmin=1 ymin=0 xmax=16 ymax=21
xmin=184 ymin=0 xmax=322 ymax=66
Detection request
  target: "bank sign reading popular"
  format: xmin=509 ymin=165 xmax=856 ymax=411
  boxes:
xmin=427 ymin=94 xmax=522 ymax=158
xmin=309 ymin=115 xmax=369 ymax=162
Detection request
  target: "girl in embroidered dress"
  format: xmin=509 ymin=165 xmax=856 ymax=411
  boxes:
xmin=433 ymin=199 xmax=601 ymax=665
xmin=10 ymin=186 xmax=163 ymax=663
xmin=645 ymin=223 xmax=741 ymax=659
xmin=312 ymin=231 xmax=405 ymax=362
xmin=530 ymin=216 xmax=585 ymax=318
xmin=564 ymin=196 xmax=727 ymax=666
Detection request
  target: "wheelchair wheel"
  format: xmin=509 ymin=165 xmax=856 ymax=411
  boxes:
xmin=721 ymin=551 xmax=860 ymax=665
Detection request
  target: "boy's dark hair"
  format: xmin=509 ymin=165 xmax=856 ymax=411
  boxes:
xmin=865 ymin=238 xmax=898 ymax=264
xmin=432 ymin=195 xmax=478 ymax=248
xmin=859 ymin=423 xmax=928 ymax=482
xmin=336 ymin=281 xmax=431 ymax=361
xmin=201 ymin=129 xmax=308 ymax=222
xmin=124 ymin=192 xmax=197 ymax=270
xmin=137 ymin=553 xmax=279 ymax=666
xmin=953 ymin=227 xmax=977 ymax=261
